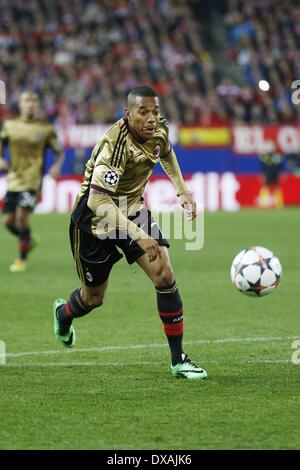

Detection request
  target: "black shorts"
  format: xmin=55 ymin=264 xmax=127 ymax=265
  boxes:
xmin=2 ymin=190 xmax=38 ymax=213
xmin=70 ymin=208 xmax=169 ymax=287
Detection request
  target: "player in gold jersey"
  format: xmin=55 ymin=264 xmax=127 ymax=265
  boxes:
xmin=53 ymin=86 xmax=207 ymax=381
xmin=0 ymin=91 xmax=63 ymax=272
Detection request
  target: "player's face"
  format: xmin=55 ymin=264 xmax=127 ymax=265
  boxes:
xmin=19 ymin=92 xmax=39 ymax=120
xmin=126 ymin=96 xmax=160 ymax=141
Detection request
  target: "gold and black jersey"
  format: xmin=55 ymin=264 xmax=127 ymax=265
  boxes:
xmin=0 ymin=118 xmax=60 ymax=191
xmin=72 ymin=117 xmax=188 ymax=239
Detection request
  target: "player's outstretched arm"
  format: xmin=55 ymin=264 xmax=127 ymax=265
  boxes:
xmin=49 ymin=150 xmax=64 ymax=179
xmin=160 ymin=148 xmax=197 ymax=220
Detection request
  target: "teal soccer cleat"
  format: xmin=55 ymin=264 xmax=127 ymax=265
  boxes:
xmin=171 ymin=354 xmax=207 ymax=381
xmin=53 ymin=298 xmax=76 ymax=348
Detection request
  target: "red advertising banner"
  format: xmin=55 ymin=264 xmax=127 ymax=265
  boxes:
xmin=236 ymin=174 xmax=300 ymax=205
xmin=1 ymin=173 xmax=299 ymax=213
xmin=232 ymin=125 xmax=300 ymax=155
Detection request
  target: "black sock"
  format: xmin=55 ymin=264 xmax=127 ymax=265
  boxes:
xmin=57 ymin=288 xmax=93 ymax=327
xmin=19 ymin=226 xmax=31 ymax=260
xmin=156 ymin=281 xmax=184 ymax=366
xmin=6 ymin=224 xmax=20 ymax=237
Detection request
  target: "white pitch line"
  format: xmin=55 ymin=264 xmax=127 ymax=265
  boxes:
xmin=3 ymin=336 xmax=298 ymax=358
xmin=5 ymin=335 xmax=299 ymax=359
xmin=1 ymin=359 xmax=292 ymax=368
xmin=2 ymin=361 xmax=159 ymax=368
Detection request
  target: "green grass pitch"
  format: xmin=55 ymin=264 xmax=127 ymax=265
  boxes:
xmin=0 ymin=208 xmax=300 ymax=450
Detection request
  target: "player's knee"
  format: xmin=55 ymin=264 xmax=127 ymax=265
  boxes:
xmin=4 ymin=215 xmax=15 ymax=228
xmin=155 ymin=266 xmax=174 ymax=287
xmin=5 ymin=220 xmax=14 ymax=230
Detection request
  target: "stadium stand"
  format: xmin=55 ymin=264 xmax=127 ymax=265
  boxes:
xmin=0 ymin=0 xmax=299 ymax=125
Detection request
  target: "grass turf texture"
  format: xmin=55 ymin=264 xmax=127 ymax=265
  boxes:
xmin=0 ymin=209 xmax=299 ymax=450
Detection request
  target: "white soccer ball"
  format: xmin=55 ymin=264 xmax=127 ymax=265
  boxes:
xmin=230 ymin=246 xmax=282 ymax=296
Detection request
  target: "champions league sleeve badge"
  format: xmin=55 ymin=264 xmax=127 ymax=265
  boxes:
xmin=103 ymin=170 xmax=119 ymax=186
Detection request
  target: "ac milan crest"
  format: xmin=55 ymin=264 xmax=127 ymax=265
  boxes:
xmin=154 ymin=144 xmax=161 ymax=157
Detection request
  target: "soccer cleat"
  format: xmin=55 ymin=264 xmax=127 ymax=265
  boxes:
xmin=171 ymin=354 xmax=207 ymax=381
xmin=53 ymin=298 xmax=76 ymax=348
xmin=9 ymin=258 xmax=26 ymax=272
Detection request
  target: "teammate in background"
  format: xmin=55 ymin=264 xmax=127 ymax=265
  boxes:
xmin=0 ymin=91 xmax=63 ymax=272
xmin=258 ymin=145 xmax=284 ymax=209
xmin=286 ymin=151 xmax=300 ymax=175
xmin=53 ymin=86 xmax=207 ymax=381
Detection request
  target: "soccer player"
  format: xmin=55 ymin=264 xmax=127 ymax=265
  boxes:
xmin=53 ymin=86 xmax=207 ymax=381
xmin=258 ymin=146 xmax=284 ymax=209
xmin=0 ymin=91 xmax=63 ymax=272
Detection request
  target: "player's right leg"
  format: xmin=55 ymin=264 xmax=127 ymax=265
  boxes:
xmin=3 ymin=191 xmax=38 ymax=271
xmin=3 ymin=211 xmax=18 ymax=235
xmin=258 ymin=184 xmax=271 ymax=208
xmin=53 ymin=221 xmax=123 ymax=347
xmin=137 ymin=248 xmax=207 ymax=381
xmin=118 ymin=208 xmax=207 ymax=380
xmin=2 ymin=192 xmax=25 ymax=271
xmin=3 ymin=192 xmax=18 ymax=236
xmin=3 ymin=211 xmax=28 ymax=272
xmin=10 ymin=205 xmax=33 ymax=271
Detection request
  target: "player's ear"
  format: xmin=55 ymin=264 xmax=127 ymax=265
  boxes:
xmin=125 ymin=107 xmax=131 ymax=121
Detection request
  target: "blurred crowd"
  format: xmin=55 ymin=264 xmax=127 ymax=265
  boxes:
xmin=225 ymin=0 xmax=300 ymax=124
xmin=0 ymin=0 xmax=299 ymax=126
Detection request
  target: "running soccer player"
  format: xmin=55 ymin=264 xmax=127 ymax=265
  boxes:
xmin=0 ymin=91 xmax=63 ymax=272
xmin=53 ymin=86 xmax=207 ymax=381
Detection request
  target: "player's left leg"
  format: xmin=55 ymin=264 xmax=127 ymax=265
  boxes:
xmin=53 ymin=220 xmax=123 ymax=348
xmin=274 ymin=184 xmax=284 ymax=209
xmin=136 ymin=247 xmax=207 ymax=381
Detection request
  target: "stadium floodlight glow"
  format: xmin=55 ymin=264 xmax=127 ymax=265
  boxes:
xmin=258 ymin=80 xmax=270 ymax=91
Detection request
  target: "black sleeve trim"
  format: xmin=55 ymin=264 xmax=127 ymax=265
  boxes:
xmin=90 ymin=184 xmax=115 ymax=197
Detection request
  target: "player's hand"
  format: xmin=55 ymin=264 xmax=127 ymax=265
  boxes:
xmin=137 ymin=236 xmax=160 ymax=262
xmin=49 ymin=162 xmax=61 ymax=179
xmin=0 ymin=158 xmax=8 ymax=172
xmin=178 ymin=193 xmax=197 ymax=220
